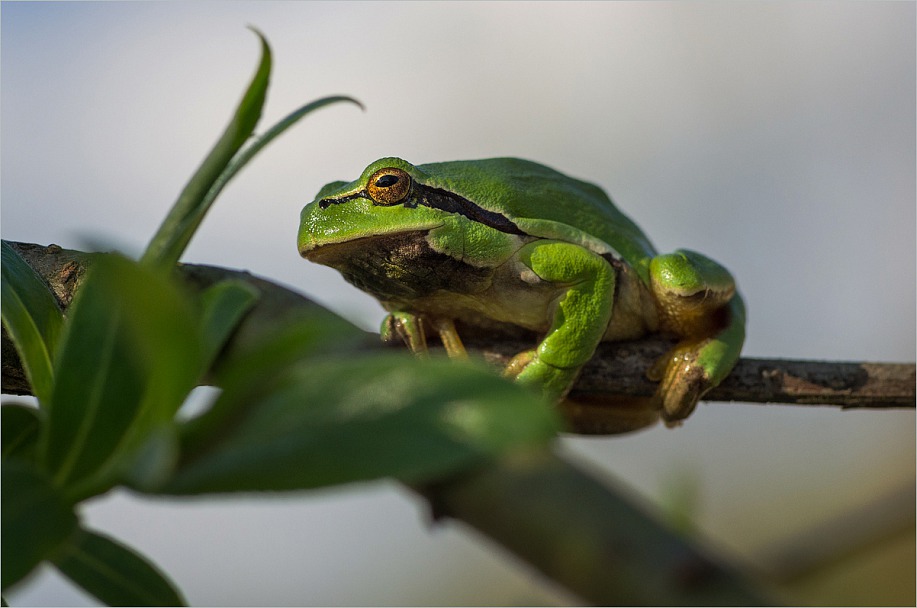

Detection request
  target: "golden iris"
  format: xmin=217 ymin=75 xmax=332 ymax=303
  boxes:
xmin=366 ymin=168 xmax=412 ymax=205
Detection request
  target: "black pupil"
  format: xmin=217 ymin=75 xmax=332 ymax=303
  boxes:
xmin=375 ymin=174 xmax=400 ymax=188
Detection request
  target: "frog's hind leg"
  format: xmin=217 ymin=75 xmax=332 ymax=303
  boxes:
xmin=648 ymin=250 xmax=746 ymax=424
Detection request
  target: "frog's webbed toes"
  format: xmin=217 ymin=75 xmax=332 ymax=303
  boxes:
xmin=648 ymin=290 xmax=745 ymax=426
xmin=503 ymin=349 xmax=537 ymax=380
xmin=649 ymin=344 xmax=711 ymax=424
xmin=504 ymin=349 xmax=580 ymax=403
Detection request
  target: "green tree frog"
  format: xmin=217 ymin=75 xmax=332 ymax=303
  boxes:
xmin=298 ymin=158 xmax=745 ymax=432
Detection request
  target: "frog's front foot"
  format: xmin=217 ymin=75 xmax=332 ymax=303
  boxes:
xmin=381 ymin=312 xmax=428 ymax=355
xmin=382 ymin=312 xmax=469 ymax=359
xmin=504 ymin=349 xmax=580 ymax=403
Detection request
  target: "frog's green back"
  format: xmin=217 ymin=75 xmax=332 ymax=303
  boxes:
xmin=417 ymin=158 xmax=657 ymax=282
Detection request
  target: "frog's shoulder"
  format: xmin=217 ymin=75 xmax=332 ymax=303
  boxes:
xmin=418 ymin=158 xmax=657 ymax=281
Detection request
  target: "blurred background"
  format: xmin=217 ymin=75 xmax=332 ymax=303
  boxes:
xmin=2 ymin=2 xmax=914 ymax=605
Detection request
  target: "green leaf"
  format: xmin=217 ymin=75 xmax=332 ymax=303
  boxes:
xmin=155 ymin=354 xmax=560 ymax=494
xmin=1 ymin=404 xmax=42 ymax=463
xmin=1 ymin=460 xmax=78 ymax=590
xmin=41 ymin=255 xmax=203 ymax=500
xmin=198 ymin=279 xmax=260 ymax=368
xmin=1 ymin=240 xmax=64 ymax=403
xmin=53 ymin=528 xmax=185 ymax=607
xmin=141 ymin=29 xmax=272 ymax=269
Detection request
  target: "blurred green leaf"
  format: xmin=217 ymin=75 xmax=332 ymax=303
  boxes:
xmin=154 ymin=354 xmax=560 ymax=494
xmin=198 ymin=279 xmax=260 ymax=367
xmin=210 ymin=307 xmax=367 ymax=391
xmin=41 ymin=255 xmax=203 ymax=500
xmin=141 ymin=29 xmax=272 ymax=269
xmin=167 ymin=306 xmax=367 ymax=465
xmin=1 ymin=460 xmax=78 ymax=590
xmin=54 ymin=528 xmax=185 ymax=607
xmin=1 ymin=404 xmax=42 ymax=463
xmin=1 ymin=240 xmax=64 ymax=403
xmin=122 ymin=427 xmax=181 ymax=493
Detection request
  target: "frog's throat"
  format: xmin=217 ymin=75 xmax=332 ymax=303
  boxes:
xmin=302 ymin=229 xmax=495 ymax=305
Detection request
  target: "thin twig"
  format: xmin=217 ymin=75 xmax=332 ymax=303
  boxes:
xmin=459 ymin=331 xmax=915 ymax=409
xmin=3 ymin=241 xmax=914 ymax=422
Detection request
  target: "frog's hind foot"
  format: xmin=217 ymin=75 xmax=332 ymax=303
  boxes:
xmin=648 ymin=340 xmax=713 ymax=424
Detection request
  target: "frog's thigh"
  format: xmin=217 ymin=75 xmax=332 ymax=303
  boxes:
xmin=513 ymin=240 xmax=615 ymax=399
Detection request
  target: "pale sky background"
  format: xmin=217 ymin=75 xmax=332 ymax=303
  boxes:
xmin=2 ymin=2 xmax=915 ymax=605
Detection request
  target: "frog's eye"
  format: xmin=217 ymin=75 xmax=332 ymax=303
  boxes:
xmin=367 ymin=168 xmax=412 ymax=205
